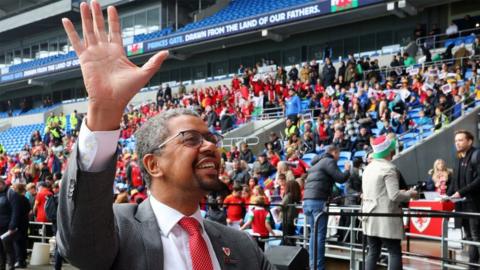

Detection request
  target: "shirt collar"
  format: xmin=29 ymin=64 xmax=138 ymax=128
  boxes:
xmin=149 ymin=196 xmax=204 ymax=237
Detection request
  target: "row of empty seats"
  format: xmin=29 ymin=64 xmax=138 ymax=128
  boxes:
xmin=177 ymin=0 xmax=316 ymax=33
xmin=7 ymin=51 xmax=77 ymax=74
xmin=0 ymin=113 xmax=76 ymax=154
xmin=133 ymin=27 xmax=173 ymax=43
xmin=0 ymin=124 xmax=44 ymax=154
xmin=443 ymin=34 xmax=477 ymax=48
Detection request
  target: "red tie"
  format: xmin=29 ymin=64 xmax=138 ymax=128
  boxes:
xmin=178 ymin=217 xmax=214 ymax=270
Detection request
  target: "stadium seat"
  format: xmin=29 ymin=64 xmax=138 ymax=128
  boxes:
xmin=400 ymin=132 xmax=418 ymax=142
xmin=177 ymin=0 xmax=316 ymax=33
xmin=353 ymin=150 xmax=366 ymax=159
xmin=403 ymin=139 xmax=418 ymax=149
xmin=0 ymin=123 xmax=45 ymax=154
xmin=302 ymin=153 xmax=317 ymax=165
xmin=420 ymin=130 xmax=434 ymax=139
xmin=371 ymin=128 xmax=381 ymax=136
xmin=339 ymin=151 xmax=351 ymax=161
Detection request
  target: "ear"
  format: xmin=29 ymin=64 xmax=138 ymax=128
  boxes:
xmin=142 ymin=154 xmax=164 ymax=179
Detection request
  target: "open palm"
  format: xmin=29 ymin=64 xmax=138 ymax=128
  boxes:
xmin=62 ymin=1 xmax=168 ymax=130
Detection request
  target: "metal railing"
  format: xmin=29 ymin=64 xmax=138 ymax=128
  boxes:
xmin=201 ymin=200 xmax=480 ymax=269
xmin=220 ymin=136 xmax=260 ymax=148
xmin=363 ymin=54 xmax=479 ymax=83
xmin=416 ymin=27 xmax=480 ymax=50
xmin=28 ymin=221 xmax=53 ymax=244
xmin=310 ymin=205 xmax=480 ymax=270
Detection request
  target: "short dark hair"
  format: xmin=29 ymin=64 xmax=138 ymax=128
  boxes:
xmin=455 ymin=129 xmax=474 ymax=141
xmin=233 ymin=185 xmax=243 ymax=192
xmin=352 ymin=157 xmax=363 ymax=168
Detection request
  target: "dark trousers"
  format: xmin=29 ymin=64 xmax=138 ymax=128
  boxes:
xmin=282 ymin=224 xmax=296 ymax=246
xmin=0 ymin=227 xmax=15 ymax=270
xmin=287 ymin=114 xmax=299 ymax=125
xmin=463 ymin=213 xmax=480 ymax=269
xmin=13 ymin=229 xmax=27 ymax=265
xmin=52 ymin=224 xmax=63 ymax=270
xmin=365 ymin=236 xmax=402 ymax=270
xmin=54 ymin=246 xmax=63 ymax=270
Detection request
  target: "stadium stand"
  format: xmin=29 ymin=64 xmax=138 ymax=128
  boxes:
xmin=0 ymin=123 xmax=44 ymax=154
xmin=177 ymin=0 xmax=317 ymax=33
xmin=0 ymin=1 xmax=480 ymax=269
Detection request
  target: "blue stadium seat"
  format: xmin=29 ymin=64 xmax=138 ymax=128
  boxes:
xmin=400 ymin=132 xmax=418 ymax=141
xmin=302 ymin=153 xmax=317 ymax=165
xmin=371 ymin=128 xmax=381 ymax=136
xmin=339 ymin=152 xmax=351 ymax=161
xmin=419 ymin=124 xmax=433 ymax=131
xmin=404 ymin=139 xmax=418 ymax=149
xmin=420 ymin=130 xmax=434 ymax=139
xmin=353 ymin=150 xmax=366 ymax=159
xmin=0 ymin=123 xmax=46 ymax=153
xmin=177 ymin=0 xmax=316 ymax=33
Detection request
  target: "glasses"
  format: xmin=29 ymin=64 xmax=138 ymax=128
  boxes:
xmin=151 ymin=130 xmax=223 ymax=152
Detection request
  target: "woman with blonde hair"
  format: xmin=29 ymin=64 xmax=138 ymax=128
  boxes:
xmin=426 ymin=159 xmax=452 ymax=195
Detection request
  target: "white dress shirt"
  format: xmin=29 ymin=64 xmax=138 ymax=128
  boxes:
xmin=77 ymin=120 xmax=221 ymax=269
xmin=150 ymin=196 xmax=221 ymax=270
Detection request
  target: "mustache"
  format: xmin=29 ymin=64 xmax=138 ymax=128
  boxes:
xmin=196 ymin=150 xmax=219 ymax=161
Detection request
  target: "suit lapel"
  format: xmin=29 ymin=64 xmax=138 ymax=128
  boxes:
xmin=204 ymin=221 xmax=239 ymax=269
xmin=135 ymin=199 xmax=163 ymax=270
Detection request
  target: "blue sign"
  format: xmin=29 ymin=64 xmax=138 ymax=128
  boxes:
xmin=145 ymin=2 xmax=330 ymax=52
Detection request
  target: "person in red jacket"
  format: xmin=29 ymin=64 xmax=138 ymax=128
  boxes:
xmin=33 ymin=182 xmax=52 ymax=222
xmin=231 ymin=75 xmax=241 ymax=90
xmin=126 ymin=155 xmax=143 ymax=188
xmin=240 ymin=195 xmax=275 ymax=250
xmin=288 ymin=151 xmax=309 ymax=178
xmin=223 ymin=185 xmax=245 ymax=229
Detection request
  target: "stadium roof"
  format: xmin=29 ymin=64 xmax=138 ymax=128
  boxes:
xmin=0 ymin=0 xmax=55 ymax=18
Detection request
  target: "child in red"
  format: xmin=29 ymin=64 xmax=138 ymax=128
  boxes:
xmin=223 ymin=185 xmax=245 ymax=229
xmin=240 ymin=196 xmax=275 ymax=250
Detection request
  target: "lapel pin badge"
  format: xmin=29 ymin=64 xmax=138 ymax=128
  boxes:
xmin=222 ymin=247 xmax=231 ymax=257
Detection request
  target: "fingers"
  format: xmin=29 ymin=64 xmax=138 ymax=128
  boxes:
xmin=80 ymin=2 xmax=97 ymax=46
xmin=141 ymin=50 xmax=169 ymax=78
xmin=107 ymin=6 xmax=123 ymax=45
xmin=62 ymin=18 xmax=84 ymax=55
xmin=91 ymin=0 xmax=108 ymax=43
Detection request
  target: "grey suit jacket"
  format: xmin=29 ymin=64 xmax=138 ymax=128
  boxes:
xmin=57 ymin=145 xmax=275 ymax=270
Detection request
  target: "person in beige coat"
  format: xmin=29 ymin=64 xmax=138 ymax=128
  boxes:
xmin=361 ymin=134 xmax=417 ymax=270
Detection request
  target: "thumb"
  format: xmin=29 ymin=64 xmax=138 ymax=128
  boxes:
xmin=141 ymin=50 xmax=169 ymax=78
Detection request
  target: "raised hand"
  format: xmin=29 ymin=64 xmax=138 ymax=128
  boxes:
xmin=62 ymin=0 xmax=168 ymax=131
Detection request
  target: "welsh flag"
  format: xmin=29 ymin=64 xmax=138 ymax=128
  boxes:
xmin=331 ymin=0 xmax=358 ymax=12
xmin=127 ymin=43 xmax=144 ymax=56
xmin=263 ymin=177 xmax=274 ymax=189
